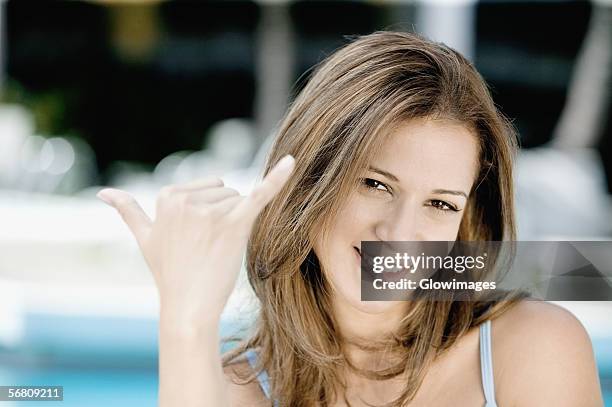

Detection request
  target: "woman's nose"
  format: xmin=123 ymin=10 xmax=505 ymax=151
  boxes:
xmin=375 ymin=202 xmax=425 ymax=241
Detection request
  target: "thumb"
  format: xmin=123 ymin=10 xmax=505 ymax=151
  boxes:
xmin=97 ymin=188 xmax=152 ymax=246
xmin=230 ymin=154 xmax=295 ymax=226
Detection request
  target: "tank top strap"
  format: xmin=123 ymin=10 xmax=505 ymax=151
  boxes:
xmin=244 ymin=348 xmax=278 ymax=406
xmin=479 ymin=319 xmax=498 ymax=407
xmin=245 ymin=325 xmax=496 ymax=407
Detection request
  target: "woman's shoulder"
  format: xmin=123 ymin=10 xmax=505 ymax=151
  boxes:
xmin=491 ymin=300 xmax=603 ymax=406
xmin=491 ymin=300 xmax=594 ymax=363
xmin=222 ymin=351 xmax=270 ymax=407
xmin=492 ymin=299 xmax=588 ymax=336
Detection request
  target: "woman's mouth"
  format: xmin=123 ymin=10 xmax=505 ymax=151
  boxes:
xmin=354 ymin=245 xmax=377 ymax=282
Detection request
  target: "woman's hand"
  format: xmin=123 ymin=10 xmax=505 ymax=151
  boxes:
xmin=96 ymin=155 xmax=295 ymax=326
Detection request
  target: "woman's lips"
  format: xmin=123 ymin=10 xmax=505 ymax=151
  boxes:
xmin=355 ymin=246 xmax=377 ymax=282
xmin=354 ymin=246 xmax=371 ymax=268
xmin=354 ymin=246 xmax=409 ymax=281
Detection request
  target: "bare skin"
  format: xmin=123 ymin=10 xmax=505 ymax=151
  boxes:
xmin=226 ymin=118 xmax=603 ymax=406
xmin=225 ymin=301 xmax=603 ymax=407
xmin=98 ymin=154 xmax=296 ymax=407
xmin=100 ymin=118 xmax=603 ymax=406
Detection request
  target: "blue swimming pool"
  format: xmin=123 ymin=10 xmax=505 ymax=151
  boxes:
xmin=0 ymin=366 xmax=158 ymax=406
xmin=1 ymin=362 xmax=610 ymax=406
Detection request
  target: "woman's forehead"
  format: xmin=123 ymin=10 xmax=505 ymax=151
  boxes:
xmin=367 ymin=118 xmax=480 ymax=189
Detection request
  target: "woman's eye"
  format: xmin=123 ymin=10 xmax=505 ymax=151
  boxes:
xmin=361 ymin=178 xmax=391 ymax=194
xmin=429 ymin=199 xmax=459 ymax=212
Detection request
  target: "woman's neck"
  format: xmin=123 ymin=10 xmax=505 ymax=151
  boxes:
xmin=332 ymin=298 xmax=412 ymax=369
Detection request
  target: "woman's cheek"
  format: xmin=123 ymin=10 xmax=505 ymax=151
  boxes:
xmin=430 ymin=217 xmax=464 ymax=241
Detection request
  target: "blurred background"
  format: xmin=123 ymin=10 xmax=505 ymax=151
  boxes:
xmin=0 ymin=0 xmax=610 ymax=405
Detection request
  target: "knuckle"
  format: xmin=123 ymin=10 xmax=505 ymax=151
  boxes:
xmin=116 ymin=195 xmax=136 ymax=208
xmin=175 ymin=192 xmax=190 ymax=208
xmin=225 ymin=210 xmax=245 ymax=228
xmin=249 ymin=188 xmax=266 ymax=205
xmin=184 ymin=192 xmax=206 ymax=206
xmin=225 ymin=187 xmax=240 ymax=196
xmin=157 ymin=185 xmax=187 ymax=212
xmin=206 ymin=206 xmax=223 ymax=218
xmin=157 ymin=185 xmax=170 ymax=204
xmin=159 ymin=185 xmax=176 ymax=199
xmin=210 ymin=176 xmax=224 ymax=186
xmin=184 ymin=192 xmax=198 ymax=205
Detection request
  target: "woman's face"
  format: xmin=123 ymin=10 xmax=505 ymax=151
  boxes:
xmin=313 ymin=117 xmax=480 ymax=314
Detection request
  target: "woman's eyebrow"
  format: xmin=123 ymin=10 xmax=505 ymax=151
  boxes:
xmin=431 ymin=189 xmax=468 ymax=199
xmin=368 ymin=166 xmax=468 ymax=198
xmin=368 ymin=166 xmax=399 ymax=182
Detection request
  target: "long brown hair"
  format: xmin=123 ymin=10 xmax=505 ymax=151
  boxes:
xmin=222 ymin=31 xmax=526 ymax=406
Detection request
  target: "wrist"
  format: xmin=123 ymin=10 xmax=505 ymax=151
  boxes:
xmin=159 ymin=306 xmax=221 ymax=338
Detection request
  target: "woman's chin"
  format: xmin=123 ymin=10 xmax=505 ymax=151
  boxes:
xmin=349 ymin=296 xmax=405 ymax=314
xmin=333 ymin=273 xmax=405 ymax=315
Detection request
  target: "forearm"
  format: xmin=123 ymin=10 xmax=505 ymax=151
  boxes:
xmin=158 ymin=314 xmax=230 ymax=407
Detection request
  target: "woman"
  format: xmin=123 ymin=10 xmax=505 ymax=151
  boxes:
xmin=97 ymin=32 xmax=603 ymax=406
